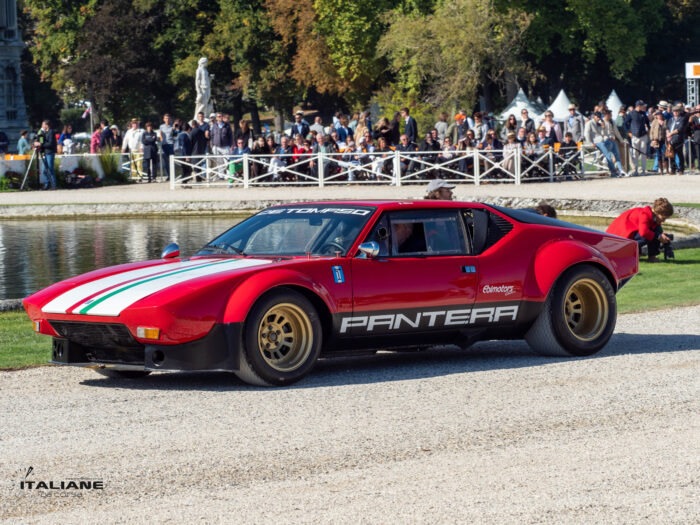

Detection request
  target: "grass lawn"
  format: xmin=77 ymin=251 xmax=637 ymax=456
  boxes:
xmin=0 ymin=311 xmax=51 ymax=368
xmin=1 ymin=248 xmax=699 ymax=369
xmin=677 ymin=203 xmax=700 ymax=209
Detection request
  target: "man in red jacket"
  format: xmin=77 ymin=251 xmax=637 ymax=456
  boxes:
xmin=606 ymin=198 xmax=673 ymax=262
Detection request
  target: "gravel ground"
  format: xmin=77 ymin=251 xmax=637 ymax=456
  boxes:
xmin=2 ymin=173 xmax=699 ymax=205
xmin=1 ymin=305 xmax=699 ymax=523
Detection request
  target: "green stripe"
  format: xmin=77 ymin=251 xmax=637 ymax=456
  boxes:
xmin=77 ymin=259 xmax=234 ymax=314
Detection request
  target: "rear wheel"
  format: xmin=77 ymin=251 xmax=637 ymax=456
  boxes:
xmin=526 ymin=265 xmax=616 ymax=357
xmin=235 ymin=289 xmax=322 ymax=386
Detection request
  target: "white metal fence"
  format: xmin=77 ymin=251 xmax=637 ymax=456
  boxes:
xmin=167 ymin=145 xmax=625 ymax=189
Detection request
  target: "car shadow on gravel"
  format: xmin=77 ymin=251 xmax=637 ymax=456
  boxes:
xmin=78 ymin=332 xmax=699 ymax=391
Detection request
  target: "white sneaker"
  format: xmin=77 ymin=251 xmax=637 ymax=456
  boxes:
xmin=621 ymin=170 xmax=629 ymax=177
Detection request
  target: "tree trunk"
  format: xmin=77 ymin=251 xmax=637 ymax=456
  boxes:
xmin=273 ymin=100 xmax=284 ymax=135
xmin=505 ymin=71 xmax=518 ymax=104
xmin=249 ymin=101 xmax=262 ymax=135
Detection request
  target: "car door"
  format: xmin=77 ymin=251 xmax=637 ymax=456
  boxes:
xmin=346 ymin=209 xmax=478 ymax=337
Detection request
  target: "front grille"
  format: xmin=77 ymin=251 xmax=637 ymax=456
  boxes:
xmin=49 ymin=321 xmax=141 ymax=349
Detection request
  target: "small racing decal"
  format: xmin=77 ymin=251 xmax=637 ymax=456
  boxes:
xmin=332 ymin=265 xmax=345 ymax=284
xmin=259 ymin=207 xmax=372 ymax=216
xmin=482 ymin=284 xmax=516 ymax=296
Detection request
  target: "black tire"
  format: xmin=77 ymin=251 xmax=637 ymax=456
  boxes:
xmin=235 ymin=289 xmax=322 ymax=386
xmin=95 ymin=369 xmax=152 ymax=379
xmin=525 ymin=265 xmax=616 ymax=357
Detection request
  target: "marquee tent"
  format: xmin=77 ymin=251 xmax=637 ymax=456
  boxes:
xmin=497 ymin=88 xmax=540 ymax=121
xmin=606 ymin=90 xmax=624 ymax=114
xmin=537 ymin=89 xmax=574 ymax=122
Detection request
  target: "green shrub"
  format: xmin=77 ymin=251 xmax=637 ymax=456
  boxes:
xmin=98 ymin=152 xmax=129 ymax=185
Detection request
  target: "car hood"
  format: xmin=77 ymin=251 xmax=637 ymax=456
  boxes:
xmin=36 ymin=257 xmax=274 ymax=317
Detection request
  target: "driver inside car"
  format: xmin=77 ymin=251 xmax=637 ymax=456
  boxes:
xmin=392 ymin=221 xmax=426 ymax=253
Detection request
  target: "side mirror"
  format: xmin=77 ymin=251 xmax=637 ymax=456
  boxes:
xmin=357 ymin=241 xmax=379 ymax=258
xmin=161 ymin=243 xmax=180 ymax=259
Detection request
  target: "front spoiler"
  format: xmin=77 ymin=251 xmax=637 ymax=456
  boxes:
xmin=50 ymin=323 xmax=243 ymax=372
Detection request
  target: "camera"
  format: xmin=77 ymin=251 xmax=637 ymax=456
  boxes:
xmin=663 ymin=233 xmax=674 ymax=260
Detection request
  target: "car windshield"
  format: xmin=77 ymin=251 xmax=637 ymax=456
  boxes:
xmin=195 ymin=205 xmax=376 ymax=257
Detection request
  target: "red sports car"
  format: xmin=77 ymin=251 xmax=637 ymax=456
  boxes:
xmin=24 ymin=201 xmax=639 ymax=386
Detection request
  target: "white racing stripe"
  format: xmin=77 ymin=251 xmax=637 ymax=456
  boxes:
xmin=41 ymin=259 xmax=213 ymax=314
xmin=72 ymin=258 xmax=272 ymax=317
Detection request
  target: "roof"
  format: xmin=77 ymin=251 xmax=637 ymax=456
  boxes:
xmin=270 ymin=200 xmax=489 ymax=210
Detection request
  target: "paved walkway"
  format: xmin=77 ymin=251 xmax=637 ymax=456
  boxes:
xmin=2 ymin=173 xmax=699 ymax=206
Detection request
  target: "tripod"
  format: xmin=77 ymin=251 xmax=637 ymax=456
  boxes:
xmin=19 ymin=148 xmax=38 ymax=190
xmin=19 ymin=148 xmax=52 ymax=190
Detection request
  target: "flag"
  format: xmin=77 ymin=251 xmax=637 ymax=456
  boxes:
xmin=81 ymin=106 xmax=91 ymax=119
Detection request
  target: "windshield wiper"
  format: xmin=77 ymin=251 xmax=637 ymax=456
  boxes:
xmin=200 ymin=242 xmax=246 ymax=256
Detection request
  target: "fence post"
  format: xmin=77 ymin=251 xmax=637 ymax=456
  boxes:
xmin=243 ymin=154 xmax=249 ymax=188
xmin=318 ymin=151 xmax=324 ymax=187
xmin=548 ymin=148 xmax=554 ymax=182
xmin=393 ymin=150 xmax=401 ymax=186
xmin=169 ymin=155 xmax=175 ymax=189
xmin=515 ymin=145 xmax=521 ymax=185
xmin=473 ymin=149 xmax=480 ymax=185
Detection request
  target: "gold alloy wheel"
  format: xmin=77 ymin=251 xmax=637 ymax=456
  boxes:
xmin=257 ymin=303 xmax=314 ymax=372
xmin=563 ymin=278 xmax=609 ymax=342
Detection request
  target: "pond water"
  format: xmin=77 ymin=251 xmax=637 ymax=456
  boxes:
xmin=0 ymin=215 xmax=246 ymax=300
xmin=1 ymin=213 xmax=695 ymax=300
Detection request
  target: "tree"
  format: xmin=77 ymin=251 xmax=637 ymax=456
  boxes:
xmin=378 ymin=0 xmax=532 ymax=111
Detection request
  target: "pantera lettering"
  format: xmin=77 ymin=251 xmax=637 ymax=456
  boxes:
xmin=340 ymin=305 xmax=519 ymax=333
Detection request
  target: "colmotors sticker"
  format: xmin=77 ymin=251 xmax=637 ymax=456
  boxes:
xmin=259 ymin=207 xmax=372 ymax=216
xmin=340 ymin=305 xmax=519 ymax=334
xmin=482 ymin=284 xmax=516 ymax=296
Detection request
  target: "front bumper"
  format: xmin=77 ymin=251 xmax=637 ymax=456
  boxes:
xmin=50 ymin=323 xmax=243 ymax=372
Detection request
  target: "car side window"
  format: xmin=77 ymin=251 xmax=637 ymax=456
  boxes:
xmin=389 ymin=210 xmax=466 ymax=257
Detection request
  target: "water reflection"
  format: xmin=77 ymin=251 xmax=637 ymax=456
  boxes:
xmin=0 ymin=215 xmax=245 ymax=299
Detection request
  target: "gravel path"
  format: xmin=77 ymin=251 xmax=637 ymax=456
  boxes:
xmin=1 ymin=305 xmax=699 ymax=523
xmin=2 ymin=173 xmax=699 ymax=205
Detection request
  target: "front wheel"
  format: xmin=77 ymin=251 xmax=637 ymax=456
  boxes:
xmin=235 ymin=289 xmax=322 ymax=386
xmin=526 ymin=265 xmax=616 ymax=357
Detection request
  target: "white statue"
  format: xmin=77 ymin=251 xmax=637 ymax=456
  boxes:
xmin=194 ymin=57 xmax=213 ymax=119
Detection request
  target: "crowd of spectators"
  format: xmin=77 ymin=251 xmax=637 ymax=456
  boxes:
xmin=19 ymin=98 xmax=700 ymax=185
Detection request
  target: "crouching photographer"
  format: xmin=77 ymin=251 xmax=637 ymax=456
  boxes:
xmin=32 ymin=120 xmax=58 ymax=190
xmin=606 ymin=197 xmax=674 ymax=262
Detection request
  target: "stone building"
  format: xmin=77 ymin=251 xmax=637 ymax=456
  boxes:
xmin=0 ymin=0 xmax=28 ymax=152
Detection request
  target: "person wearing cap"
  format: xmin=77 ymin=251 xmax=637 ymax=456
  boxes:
xmin=447 ymin=112 xmax=468 ymax=145
xmin=658 ymin=101 xmax=671 ymax=121
xmin=122 ymin=118 xmax=144 ymax=180
xmin=624 ymin=100 xmax=651 ymax=175
xmin=666 ymin=103 xmax=699 ymax=174
xmin=584 ymin=111 xmax=626 ymax=177
xmin=424 ymin=179 xmax=454 ymax=200
xmin=563 ymin=104 xmax=584 ymax=143
xmin=291 ymin=111 xmax=310 ymax=137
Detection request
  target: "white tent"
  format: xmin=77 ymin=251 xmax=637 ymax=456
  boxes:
xmin=606 ymin=90 xmax=624 ymax=114
xmin=537 ymin=89 xmax=573 ymax=122
xmin=533 ymin=96 xmax=547 ymax=113
xmin=497 ymin=88 xmax=540 ymax=121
